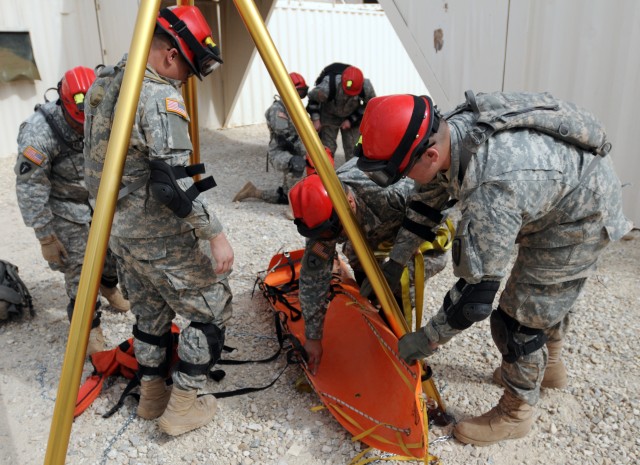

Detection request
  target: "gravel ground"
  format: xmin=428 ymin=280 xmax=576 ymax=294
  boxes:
xmin=0 ymin=124 xmax=638 ymax=465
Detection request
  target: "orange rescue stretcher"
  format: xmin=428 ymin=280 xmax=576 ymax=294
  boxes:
xmin=258 ymin=249 xmax=440 ymax=464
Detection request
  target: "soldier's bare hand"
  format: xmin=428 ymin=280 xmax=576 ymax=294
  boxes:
xmin=340 ymin=120 xmax=351 ymax=130
xmin=313 ymin=120 xmax=322 ymax=131
xmin=209 ymin=233 xmax=234 ymax=274
xmin=304 ymin=338 xmax=323 ymax=375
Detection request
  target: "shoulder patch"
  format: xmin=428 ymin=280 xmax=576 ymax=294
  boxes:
xmin=165 ymin=98 xmax=188 ymax=119
xmin=19 ymin=162 xmax=32 ymax=175
xmin=276 ymin=111 xmax=289 ymax=120
xmin=22 ymin=146 xmax=46 ymax=166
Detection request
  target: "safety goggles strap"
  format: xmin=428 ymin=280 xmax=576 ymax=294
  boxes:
xmin=159 ymin=8 xmax=216 ymax=73
xmin=383 ymin=95 xmax=427 ymax=176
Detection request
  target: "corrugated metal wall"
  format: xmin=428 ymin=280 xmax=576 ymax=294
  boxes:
xmin=380 ymin=0 xmax=640 ymax=226
xmin=226 ymin=1 xmax=428 ymax=127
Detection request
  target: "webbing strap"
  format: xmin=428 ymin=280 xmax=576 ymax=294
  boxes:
xmin=117 ymin=175 xmax=149 ymax=200
xmin=102 ymin=376 xmax=141 ymax=418
xmin=36 ymin=105 xmax=83 ymax=153
xmin=218 ymin=312 xmax=286 ymax=365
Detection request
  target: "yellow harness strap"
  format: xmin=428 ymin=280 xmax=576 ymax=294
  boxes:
xmin=377 ymin=218 xmax=455 ymax=331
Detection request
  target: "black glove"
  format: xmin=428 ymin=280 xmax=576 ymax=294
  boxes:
xmin=398 ymin=328 xmax=436 ymax=364
xmin=359 ymin=259 xmax=405 ymax=301
xmin=288 ymin=155 xmax=306 ymax=176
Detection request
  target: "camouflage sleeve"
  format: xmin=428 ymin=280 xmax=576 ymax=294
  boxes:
xmin=362 ymin=79 xmax=376 ymax=103
xmin=389 ymin=178 xmax=450 ymax=265
xmin=299 ymin=238 xmax=337 ymax=340
xmin=14 ymin=120 xmax=56 ymax=238
xmin=452 ymin=182 xmax=521 ymax=283
xmin=143 ymin=89 xmax=223 ymax=240
xmin=306 ymin=77 xmax=330 ymax=121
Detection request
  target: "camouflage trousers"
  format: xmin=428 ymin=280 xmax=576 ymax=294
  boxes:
xmin=262 ymin=151 xmax=303 ymax=204
xmin=318 ymin=119 xmax=360 ymax=161
xmin=109 ymin=231 xmax=233 ymax=391
xmin=496 ymin=226 xmax=611 ymax=405
xmin=45 ymin=215 xmax=119 ymax=304
xmin=429 ymin=226 xmax=611 ymax=405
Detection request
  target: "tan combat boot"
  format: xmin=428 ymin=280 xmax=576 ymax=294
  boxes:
xmin=137 ymin=378 xmax=172 ymax=420
xmin=492 ymin=340 xmax=568 ymax=389
xmin=87 ymin=327 xmax=105 ymax=356
xmin=158 ymin=387 xmax=218 ymax=436
xmin=100 ymin=284 xmax=130 ymax=312
xmin=539 ymin=340 xmax=568 ymax=388
xmin=232 ymin=181 xmax=262 ymax=202
xmin=453 ymin=391 xmax=534 ymax=446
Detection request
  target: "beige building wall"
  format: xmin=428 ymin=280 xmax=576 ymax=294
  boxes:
xmin=380 ymin=0 xmax=640 ymax=226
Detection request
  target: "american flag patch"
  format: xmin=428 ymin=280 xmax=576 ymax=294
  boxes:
xmin=311 ymin=241 xmax=330 ymax=261
xmin=165 ymin=98 xmax=188 ymax=119
xmin=23 ymin=146 xmax=46 ymax=166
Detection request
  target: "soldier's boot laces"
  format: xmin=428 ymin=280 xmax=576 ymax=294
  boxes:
xmin=87 ymin=327 xmax=105 ymax=356
xmin=100 ymin=284 xmax=130 ymax=312
xmin=492 ymin=340 xmax=568 ymax=389
xmin=453 ymin=390 xmax=534 ymax=446
xmin=232 ymin=182 xmax=262 ymax=202
xmin=158 ymin=387 xmax=217 ymax=436
xmin=137 ymin=378 xmax=172 ymax=420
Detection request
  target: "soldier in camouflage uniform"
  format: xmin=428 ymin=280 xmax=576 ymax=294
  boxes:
xmin=14 ymin=66 xmax=129 ymax=355
xmin=307 ymin=63 xmax=375 ymax=161
xmin=288 ymin=158 xmax=450 ymax=374
xmin=83 ymin=6 xmax=232 ymax=436
xmin=233 ymin=73 xmax=310 ymax=205
xmin=356 ymin=93 xmax=632 ymax=445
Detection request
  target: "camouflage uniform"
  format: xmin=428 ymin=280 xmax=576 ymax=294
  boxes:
xmin=14 ymin=101 xmax=120 ymax=324
xmin=84 ymin=57 xmax=233 ymax=390
xmin=423 ymin=110 xmax=632 ymax=405
xmin=263 ymin=97 xmax=306 ymax=203
xmin=299 ymin=159 xmax=448 ymax=340
xmin=307 ymin=75 xmax=375 ymax=161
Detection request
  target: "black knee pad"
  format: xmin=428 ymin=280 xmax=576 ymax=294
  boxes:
xmin=190 ymin=321 xmax=226 ymax=364
xmin=133 ymin=324 xmax=173 ymax=377
xmin=176 ymin=322 xmax=226 ymax=377
xmin=444 ymin=278 xmax=500 ymax=330
xmin=490 ymin=307 xmax=547 ymax=363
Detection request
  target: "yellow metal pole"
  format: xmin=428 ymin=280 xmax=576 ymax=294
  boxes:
xmin=232 ymin=0 xmax=405 ymax=336
xmin=43 ymin=1 xmax=161 ymax=463
xmin=231 ymin=0 xmax=448 ymax=426
xmin=178 ymin=0 xmax=201 ymax=174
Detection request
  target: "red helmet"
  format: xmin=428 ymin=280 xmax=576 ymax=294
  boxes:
xmin=289 ymin=175 xmax=342 ymax=240
xmin=58 ymin=66 xmax=96 ymax=126
xmin=341 ymin=66 xmax=364 ymax=96
xmin=157 ymin=6 xmax=222 ymax=80
xmin=289 ymin=72 xmax=308 ymax=98
xmin=305 ymin=146 xmax=335 ymax=176
xmin=356 ymin=94 xmax=440 ymax=187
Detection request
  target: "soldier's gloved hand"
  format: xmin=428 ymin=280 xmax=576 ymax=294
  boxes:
xmin=39 ymin=233 xmax=68 ymax=266
xmin=359 ymin=259 xmax=405 ymax=301
xmin=398 ymin=327 xmax=438 ymax=364
xmin=288 ymin=155 xmax=306 ymax=177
